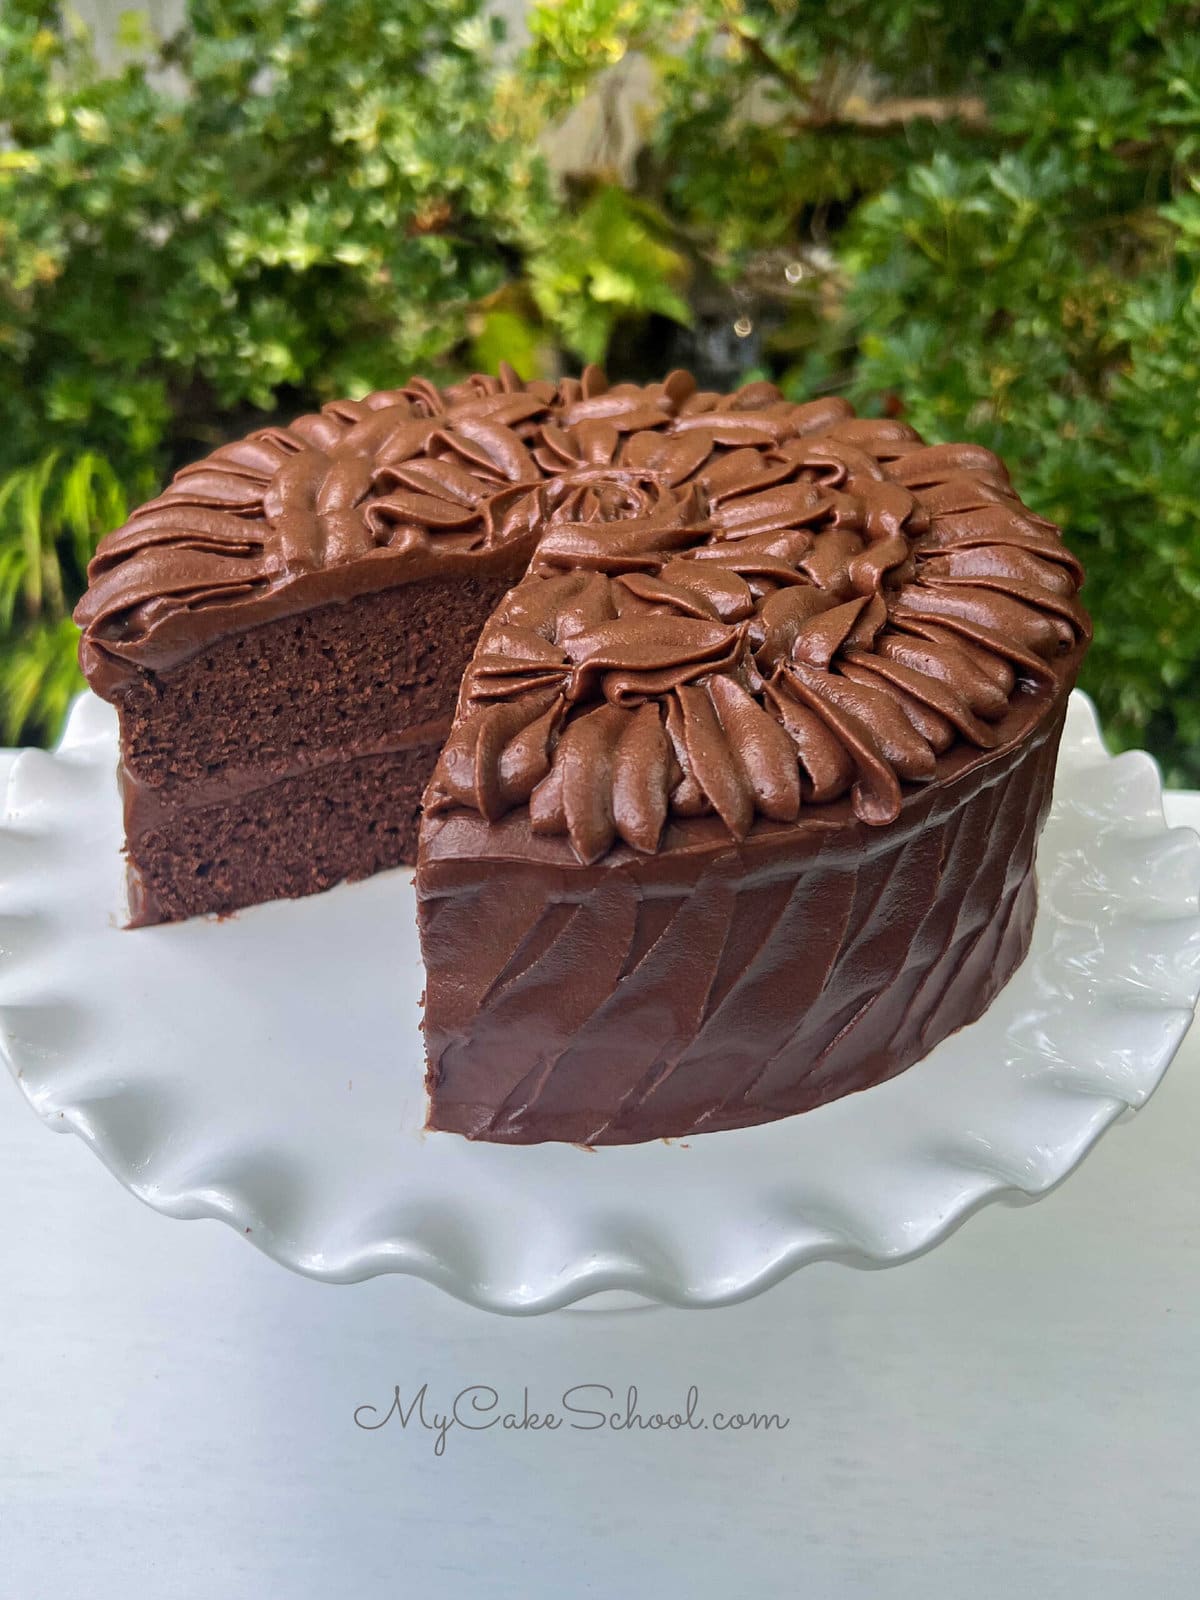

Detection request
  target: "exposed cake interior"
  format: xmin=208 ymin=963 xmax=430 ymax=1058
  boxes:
xmin=117 ymin=570 xmax=517 ymax=923
xmin=124 ymin=745 xmax=441 ymax=925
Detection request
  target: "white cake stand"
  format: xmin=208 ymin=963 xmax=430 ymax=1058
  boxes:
xmin=2 ymin=691 xmax=1197 ymax=1313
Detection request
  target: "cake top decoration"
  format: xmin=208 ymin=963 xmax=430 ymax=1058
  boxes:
xmin=75 ymin=365 xmax=1088 ymax=850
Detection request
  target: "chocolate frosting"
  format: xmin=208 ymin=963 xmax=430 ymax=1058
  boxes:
xmin=421 ymin=380 xmax=1088 ymax=853
xmin=419 ymin=686 xmax=1075 ymax=1144
xmin=76 ymin=365 xmax=1089 ymax=857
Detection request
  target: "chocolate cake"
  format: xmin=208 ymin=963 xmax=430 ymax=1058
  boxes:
xmin=74 ymin=365 xmax=1089 ymax=1143
xmin=74 ymin=374 xmax=549 ymax=923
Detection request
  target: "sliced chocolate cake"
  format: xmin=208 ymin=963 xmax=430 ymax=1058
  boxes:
xmin=74 ymin=366 xmax=1089 ymax=1143
xmin=74 ymin=368 xmax=570 ymax=922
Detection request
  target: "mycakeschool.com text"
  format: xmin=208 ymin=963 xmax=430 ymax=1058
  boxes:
xmin=354 ymin=1384 xmax=791 ymax=1456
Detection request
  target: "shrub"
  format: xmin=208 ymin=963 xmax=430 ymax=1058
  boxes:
xmin=2 ymin=0 xmax=1197 ymax=779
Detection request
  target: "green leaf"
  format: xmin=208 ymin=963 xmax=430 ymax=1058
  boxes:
xmin=468 ymin=308 xmax=545 ymax=379
xmin=0 ymin=617 xmax=84 ymax=745
xmin=1 ymin=0 xmax=1198 ymax=777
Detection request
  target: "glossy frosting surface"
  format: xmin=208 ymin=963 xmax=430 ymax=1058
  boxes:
xmin=76 ymin=363 xmax=1089 ymax=859
xmin=419 ymin=686 xmax=1076 ymax=1143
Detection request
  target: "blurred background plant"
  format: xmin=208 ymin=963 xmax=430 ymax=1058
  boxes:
xmin=2 ymin=0 xmax=1197 ymax=776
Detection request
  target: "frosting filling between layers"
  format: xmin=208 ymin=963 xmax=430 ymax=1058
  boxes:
xmin=120 ymin=716 xmax=453 ymax=823
xmin=124 ymin=744 xmax=442 ymax=927
xmin=96 ymin=567 xmax=523 ymax=923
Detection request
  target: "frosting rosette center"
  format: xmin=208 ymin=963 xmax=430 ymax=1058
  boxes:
xmin=529 ymin=464 xmax=709 ymax=578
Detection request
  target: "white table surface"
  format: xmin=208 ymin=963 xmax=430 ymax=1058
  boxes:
xmin=2 ymin=755 xmax=1198 ymax=1599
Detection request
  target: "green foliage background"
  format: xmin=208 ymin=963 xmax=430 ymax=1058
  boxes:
xmin=2 ymin=0 xmax=1198 ymax=776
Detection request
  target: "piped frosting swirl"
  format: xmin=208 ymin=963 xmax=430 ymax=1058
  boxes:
xmin=75 ymin=364 xmax=1089 ymax=857
xmin=424 ymin=375 xmax=1087 ymax=854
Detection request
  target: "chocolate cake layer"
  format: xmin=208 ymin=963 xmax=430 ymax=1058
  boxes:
xmin=112 ymin=572 xmax=515 ymax=797
xmin=124 ymin=744 xmax=439 ymax=925
xmin=108 ymin=571 xmax=518 ymax=923
xmin=73 ymin=370 xmax=596 ymax=695
xmin=72 ymin=368 xmax=611 ymax=926
xmin=419 ymin=672 xmax=1074 ymax=1144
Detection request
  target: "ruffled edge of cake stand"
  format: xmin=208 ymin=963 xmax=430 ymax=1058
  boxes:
xmin=2 ymin=691 xmax=1198 ymax=1313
